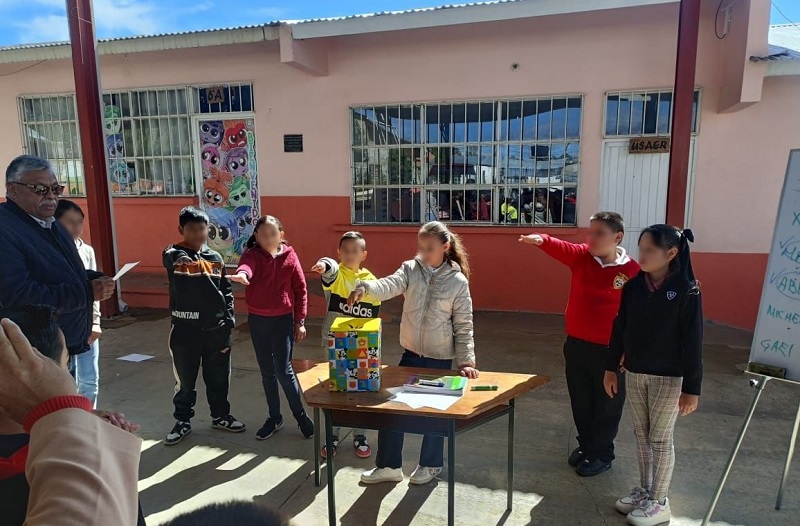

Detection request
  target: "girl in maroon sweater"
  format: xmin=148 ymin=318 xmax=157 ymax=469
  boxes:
xmin=231 ymin=216 xmax=314 ymax=441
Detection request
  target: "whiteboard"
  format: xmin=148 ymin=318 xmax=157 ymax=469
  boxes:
xmin=750 ymin=150 xmax=800 ymax=382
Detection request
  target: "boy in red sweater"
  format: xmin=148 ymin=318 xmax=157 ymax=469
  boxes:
xmin=520 ymin=211 xmax=639 ymax=477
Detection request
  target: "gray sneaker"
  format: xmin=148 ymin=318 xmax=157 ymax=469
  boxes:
xmin=616 ymin=487 xmax=650 ymax=514
xmin=165 ymin=421 xmax=191 ymax=446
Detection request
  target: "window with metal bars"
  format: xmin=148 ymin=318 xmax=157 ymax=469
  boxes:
xmin=19 ymin=95 xmax=84 ymax=196
xmin=351 ymin=97 xmax=582 ymax=226
xmin=18 ymin=83 xmax=254 ymax=197
xmin=604 ymin=89 xmax=700 ymax=137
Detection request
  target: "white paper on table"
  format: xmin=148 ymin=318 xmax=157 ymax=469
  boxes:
xmin=387 ymin=387 xmax=462 ymax=410
xmin=113 ymin=261 xmax=140 ymax=281
xmin=118 ymin=353 xmax=155 ymax=363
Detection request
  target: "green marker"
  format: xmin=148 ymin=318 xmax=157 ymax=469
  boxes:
xmin=471 ymin=385 xmax=498 ymax=391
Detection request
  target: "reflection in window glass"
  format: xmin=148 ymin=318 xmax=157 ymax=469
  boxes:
xmin=630 ymin=95 xmax=645 ymax=136
xmin=480 ymin=102 xmax=494 ymax=142
xmin=657 ymin=92 xmax=672 ymax=134
xmin=551 ymin=98 xmax=567 ymax=140
xmin=351 ymin=96 xmax=582 ymax=226
xmin=605 ymin=89 xmax=700 ymax=137
xmin=537 ymin=99 xmax=552 ymax=141
xmin=566 ymin=98 xmax=582 ymax=139
xmin=606 ymin=95 xmax=619 ymax=136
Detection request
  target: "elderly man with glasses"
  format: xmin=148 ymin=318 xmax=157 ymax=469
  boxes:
xmin=0 ymin=155 xmax=115 ymax=359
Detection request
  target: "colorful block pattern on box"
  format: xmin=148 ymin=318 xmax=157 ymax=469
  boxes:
xmin=328 ymin=317 xmax=381 ymax=392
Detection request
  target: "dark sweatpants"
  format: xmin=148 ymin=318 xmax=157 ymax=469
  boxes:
xmin=169 ymin=323 xmax=232 ymax=422
xmin=564 ymin=336 xmax=626 ymax=463
xmin=376 ymin=351 xmax=453 ymax=469
xmin=248 ymin=313 xmax=306 ymax=420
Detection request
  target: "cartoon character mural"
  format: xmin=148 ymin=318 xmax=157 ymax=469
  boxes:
xmin=202 ymin=167 xmax=233 ymax=208
xmin=224 ymin=147 xmax=248 ymax=177
xmin=109 ymin=161 xmax=136 ymax=193
xmin=207 ymin=206 xmax=253 ymax=262
xmin=104 ymin=106 xmax=122 ymax=135
xmin=200 ymin=121 xmax=224 ymax=146
xmin=107 ymin=134 xmax=124 ymax=158
xmin=197 ymin=118 xmax=259 ymax=265
xmin=201 ymin=144 xmax=223 ymax=170
xmin=227 ymin=176 xmax=253 ymax=209
xmin=223 ymin=122 xmax=248 ymax=150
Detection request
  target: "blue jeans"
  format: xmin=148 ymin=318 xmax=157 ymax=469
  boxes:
xmin=248 ymin=313 xmax=306 ymax=421
xmin=375 ymin=351 xmax=453 ymax=469
xmin=69 ymin=340 xmax=99 ymax=408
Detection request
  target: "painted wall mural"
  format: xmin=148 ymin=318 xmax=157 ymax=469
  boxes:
xmin=197 ymin=118 xmax=260 ymax=265
xmin=103 ymin=105 xmax=137 ymax=193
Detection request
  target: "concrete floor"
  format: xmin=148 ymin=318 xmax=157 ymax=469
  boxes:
xmin=96 ymin=304 xmax=800 ymax=526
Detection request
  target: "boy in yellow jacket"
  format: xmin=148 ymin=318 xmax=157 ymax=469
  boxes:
xmin=311 ymin=231 xmax=380 ymax=459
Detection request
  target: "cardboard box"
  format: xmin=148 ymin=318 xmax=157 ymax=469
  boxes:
xmin=328 ymin=317 xmax=381 ymax=392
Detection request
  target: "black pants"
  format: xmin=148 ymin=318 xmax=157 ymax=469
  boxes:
xmin=169 ymin=323 xmax=232 ymax=422
xmin=564 ymin=336 xmax=625 ymax=463
xmin=248 ymin=313 xmax=306 ymax=420
xmin=376 ymin=351 xmax=453 ymax=469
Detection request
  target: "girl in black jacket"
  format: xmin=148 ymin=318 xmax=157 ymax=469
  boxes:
xmin=603 ymin=225 xmax=703 ymax=526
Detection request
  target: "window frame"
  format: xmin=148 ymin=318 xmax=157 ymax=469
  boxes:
xmin=17 ymin=82 xmax=255 ymax=198
xmin=350 ymin=95 xmax=584 ymax=227
xmin=603 ymin=87 xmax=702 ymax=138
xmin=18 ymin=92 xmax=85 ymax=197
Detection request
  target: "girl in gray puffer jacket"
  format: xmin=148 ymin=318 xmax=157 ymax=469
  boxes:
xmin=349 ymin=221 xmax=479 ymax=486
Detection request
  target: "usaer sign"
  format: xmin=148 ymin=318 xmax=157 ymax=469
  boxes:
xmin=629 ymin=137 xmax=671 ymax=154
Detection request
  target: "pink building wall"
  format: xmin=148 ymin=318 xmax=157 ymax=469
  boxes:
xmin=0 ymin=2 xmax=797 ymax=328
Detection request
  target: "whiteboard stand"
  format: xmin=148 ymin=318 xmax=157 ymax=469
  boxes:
xmin=777 ymin=396 xmax=800 ymax=510
xmin=704 ymin=151 xmax=800 ymax=523
xmin=702 ymin=374 xmax=800 ymax=525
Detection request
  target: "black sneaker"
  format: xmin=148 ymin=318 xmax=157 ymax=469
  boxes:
xmin=568 ymin=447 xmax=587 ymax=467
xmin=165 ymin=421 xmax=192 ymax=446
xmin=296 ymin=411 xmax=314 ymax=439
xmin=320 ymin=436 xmax=339 ymax=459
xmin=256 ymin=417 xmax=284 ymax=440
xmin=211 ymin=414 xmax=246 ymax=433
xmin=576 ymin=458 xmax=612 ymax=477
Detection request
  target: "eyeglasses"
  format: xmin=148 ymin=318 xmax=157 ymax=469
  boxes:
xmin=11 ymin=182 xmax=66 ymax=196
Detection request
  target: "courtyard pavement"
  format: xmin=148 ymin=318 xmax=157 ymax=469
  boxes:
xmin=95 ymin=303 xmax=800 ymax=526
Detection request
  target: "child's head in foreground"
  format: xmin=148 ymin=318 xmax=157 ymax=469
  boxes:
xmin=587 ymin=211 xmax=625 ymax=257
xmin=417 ymin=221 xmax=470 ymax=279
xmin=178 ymin=206 xmax=209 ymax=250
xmin=338 ymin=231 xmax=367 ymax=270
xmin=245 ymin=215 xmax=285 ymax=252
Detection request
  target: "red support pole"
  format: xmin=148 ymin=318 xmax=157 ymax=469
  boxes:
xmin=665 ymin=0 xmax=702 ymax=228
xmin=66 ymin=0 xmax=119 ymax=316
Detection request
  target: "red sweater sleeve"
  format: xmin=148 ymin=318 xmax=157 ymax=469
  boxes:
xmin=236 ymin=249 xmax=256 ymax=278
xmin=23 ymin=395 xmax=93 ymax=433
xmin=290 ymin=252 xmax=308 ymax=320
xmin=538 ymin=234 xmax=589 ymax=268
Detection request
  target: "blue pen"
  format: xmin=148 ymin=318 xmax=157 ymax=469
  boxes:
xmin=418 ymin=379 xmax=445 ymax=387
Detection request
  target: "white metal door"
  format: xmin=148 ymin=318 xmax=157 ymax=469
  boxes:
xmin=599 ymin=139 xmax=695 ymax=259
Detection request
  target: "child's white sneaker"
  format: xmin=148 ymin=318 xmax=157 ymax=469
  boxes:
xmin=360 ymin=467 xmax=403 ymax=485
xmin=409 ymin=465 xmax=443 ymax=485
xmin=616 ymin=487 xmax=650 ymax=514
xmin=627 ymin=498 xmax=671 ymax=526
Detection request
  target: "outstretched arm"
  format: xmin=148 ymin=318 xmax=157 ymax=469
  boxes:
xmin=352 ymin=264 xmax=409 ymax=303
xmin=519 ymin=233 xmax=588 ymax=267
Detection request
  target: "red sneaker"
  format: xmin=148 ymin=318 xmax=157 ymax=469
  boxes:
xmin=320 ymin=437 xmax=339 ymax=459
xmin=354 ymin=435 xmax=372 ymax=459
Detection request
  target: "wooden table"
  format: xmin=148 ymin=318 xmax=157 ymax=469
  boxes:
xmin=294 ymin=360 xmax=550 ymax=526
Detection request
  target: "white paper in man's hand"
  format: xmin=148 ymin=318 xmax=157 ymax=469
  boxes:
xmin=113 ymin=262 xmax=140 ymax=281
